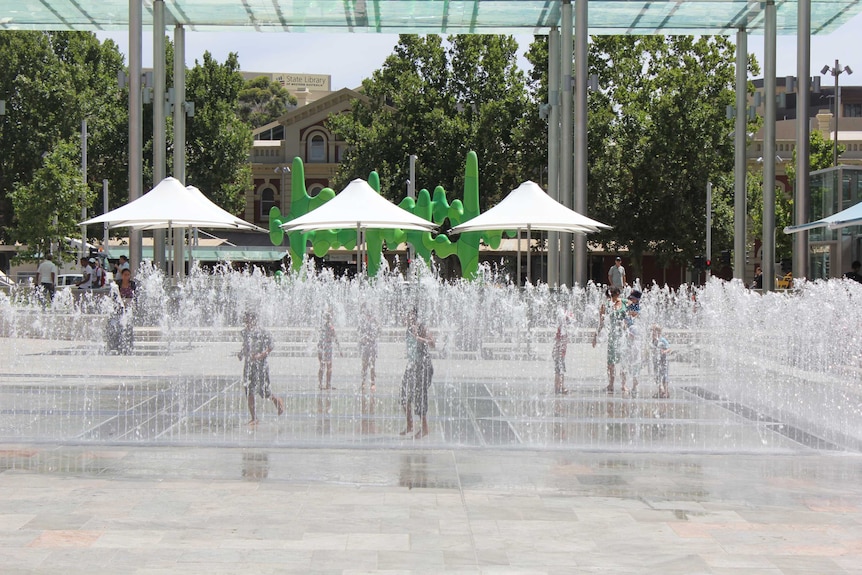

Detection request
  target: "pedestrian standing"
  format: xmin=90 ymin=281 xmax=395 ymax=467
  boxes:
xmin=35 ymin=253 xmax=58 ymax=300
xmin=608 ymin=256 xmax=627 ymax=291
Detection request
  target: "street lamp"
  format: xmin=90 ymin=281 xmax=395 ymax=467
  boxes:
xmin=274 ymin=165 xmax=290 ymax=214
xmin=821 ymin=60 xmax=853 ymax=167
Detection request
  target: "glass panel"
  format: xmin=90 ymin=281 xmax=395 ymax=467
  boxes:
xmin=2 ymin=1 xmax=861 ymax=34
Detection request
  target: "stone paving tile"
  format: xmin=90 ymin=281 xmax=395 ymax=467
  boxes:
xmin=0 ymin=446 xmax=861 ymax=573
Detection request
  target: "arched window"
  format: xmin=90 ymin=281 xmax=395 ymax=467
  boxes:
xmin=308 ymin=184 xmax=324 ymax=197
xmin=309 ymin=133 xmax=326 ymax=163
xmin=260 ymin=188 xmax=276 ymax=219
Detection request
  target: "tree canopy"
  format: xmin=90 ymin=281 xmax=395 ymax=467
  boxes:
xmin=184 ymin=51 xmax=253 ymax=214
xmin=0 ymin=31 xmax=126 ymax=249
xmin=327 ymin=34 xmax=534 ymax=211
xmin=238 ymin=75 xmax=297 ymax=129
xmin=580 ymin=35 xmax=759 ymax=273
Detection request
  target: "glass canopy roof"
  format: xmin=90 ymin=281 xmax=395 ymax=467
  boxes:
xmin=1 ymin=1 xmax=860 ymax=35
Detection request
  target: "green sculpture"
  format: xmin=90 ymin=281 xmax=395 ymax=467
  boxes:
xmin=269 ymin=151 xmax=505 ymax=279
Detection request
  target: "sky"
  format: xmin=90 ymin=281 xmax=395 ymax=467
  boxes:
xmin=96 ymin=11 xmax=862 ymax=91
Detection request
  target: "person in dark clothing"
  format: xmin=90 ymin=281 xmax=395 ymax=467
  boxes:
xmin=844 ymin=260 xmax=862 ymax=283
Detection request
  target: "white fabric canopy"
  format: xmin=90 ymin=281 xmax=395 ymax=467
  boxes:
xmin=280 ymin=178 xmax=438 ymax=233
xmin=81 ymin=177 xmax=264 ymax=232
xmin=784 ymin=200 xmax=862 ymax=234
xmin=448 ymin=181 xmax=611 ymax=234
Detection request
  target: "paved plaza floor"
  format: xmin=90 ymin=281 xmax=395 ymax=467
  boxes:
xmin=1 ymin=445 xmax=861 ymax=574
xmin=1 ymin=325 xmax=861 ymax=573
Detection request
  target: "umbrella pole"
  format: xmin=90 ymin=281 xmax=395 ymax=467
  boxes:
xmin=356 ymin=223 xmax=361 ymax=277
xmin=516 ymin=229 xmax=522 ymax=286
xmin=527 ymin=224 xmax=532 ymax=285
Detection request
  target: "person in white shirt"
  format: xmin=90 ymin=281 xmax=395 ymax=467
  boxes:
xmin=118 ymin=255 xmax=130 ymax=273
xmin=35 ymin=254 xmax=59 ymax=299
xmin=76 ymin=257 xmax=94 ymax=289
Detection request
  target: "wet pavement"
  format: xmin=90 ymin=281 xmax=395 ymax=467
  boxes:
xmin=0 ymin=445 xmax=861 ymax=574
xmin=2 ymin=330 xmax=862 ymax=572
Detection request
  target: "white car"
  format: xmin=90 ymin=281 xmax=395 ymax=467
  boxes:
xmin=57 ymin=274 xmax=84 ymax=288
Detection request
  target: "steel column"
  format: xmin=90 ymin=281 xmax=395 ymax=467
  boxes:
xmin=794 ymin=0 xmax=811 ymax=279
xmin=129 ymin=0 xmax=142 ymax=270
xmin=173 ymin=23 xmax=187 ymax=276
xmin=153 ymin=0 xmax=166 ymax=272
xmin=547 ymin=27 xmax=560 ymax=288
xmin=560 ymin=0 xmax=573 ymax=287
xmin=762 ymin=1 xmax=777 ymax=291
xmin=734 ymin=28 xmax=747 ymax=279
xmin=573 ymin=0 xmax=588 ymax=287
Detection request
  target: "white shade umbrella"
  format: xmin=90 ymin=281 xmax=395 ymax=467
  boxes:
xmin=280 ymin=178 xmax=438 ymax=233
xmin=448 ymin=181 xmax=611 ymax=235
xmin=80 ymin=177 xmax=264 ymax=232
xmin=784 ymin=200 xmax=862 ymax=234
xmin=280 ymin=178 xmax=437 ymax=274
xmin=448 ymin=181 xmax=611 ymax=284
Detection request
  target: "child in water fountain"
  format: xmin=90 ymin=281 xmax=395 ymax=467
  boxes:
xmin=651 ymin=325 xmax=672 ymax=398
xmin=317 ymin=308 xmax=341 ymax=390
xmin=401 ymin=308 xmax=435 ymax=439
xmin=358 ymin=302 xmax=379 ymax=393
xmin=238 ymin=311 xmax=284 ymax=425
xmin=552 ymin=310 xmax=572 ymax=395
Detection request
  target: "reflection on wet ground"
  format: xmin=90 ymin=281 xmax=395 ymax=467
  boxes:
xmin=1 ymin=444 xmax=860 ymax=573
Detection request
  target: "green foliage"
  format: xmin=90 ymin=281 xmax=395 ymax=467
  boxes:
xmin=747 ymin=169 xmax=793 ymax=261
xmin=9 ymin=139 xmax=93 ymax=261
xmin=185 ymin=52 xmax=253 ymax=215
xmin=582 ymin=36 xmax=757 ymax=274
xmin=238 ymin=76 xmax=297 ymax=129
xmin=0 ymin=31 xmax=127 ymax=243
xmin=784 ymin=130 xmax=841 ymax=184
xmin=327 ymin=34 xmax=533 ymax=210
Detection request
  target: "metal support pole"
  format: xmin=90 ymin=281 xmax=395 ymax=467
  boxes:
xmin=80 ymin=119 xmax=87 ymax=260
xmin=560 ymin=0 xmax=573 ymax=287
xmin=102 ymin=180 xmax=109 ymax=257
xmin=833 ymin=60 xmax=840 ymax=167
xmin=733 ymin=28 xmax=747 ymax=280
xmin=173 ymin=25 xmax=186 ymax=183
xmin=408 ymin=154 xmax=416 ymax=267
xmin=573 ymin=0 xmax=588 ymax=287
xmin=762 ymin=0 xmax=777 ymax=292
xmin=129 ymin=0 xmax=142 ymax=270
xmin=174 ymin=24 xmax=188 ymax=273
xmin=794 ymin=0 xmax=811 ymax=279
xmin=706 ymin=182 xmax=713 ymax=279
xmin=547 ymin=28 xmax=560 ymax=288
xmin=516 ymin=230 xmax=522 ymax=286
xmin=153 ymin=0 xmax=166 ymax=273
xmin=527 ymin=224 xmax=532 ymax=284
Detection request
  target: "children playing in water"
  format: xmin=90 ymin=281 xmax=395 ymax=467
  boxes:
xmin=238 ymin=312 xmax=285 ymax=425
xmin=651 ymin=325 xmax=672 ymax=398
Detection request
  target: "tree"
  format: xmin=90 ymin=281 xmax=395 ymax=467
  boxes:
xmin=747 ymin=168 xmax=794 ymax=261
xmin=586 ymin=36 xmax=757 ymax=276
xmin=328 ymin=34 xmax=533 ymax=210
xmin=9 ymin=139 xmax=93 ymax=260
xmin=784 ymin=129 xmax=839 ymax=184
xmin=238 ymin=76 xmax=297 ymax=129
xmin=0 ymin=31 xmax=127 ymax=243
xmin=184 ymin=51 xmax=253 ymax=214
